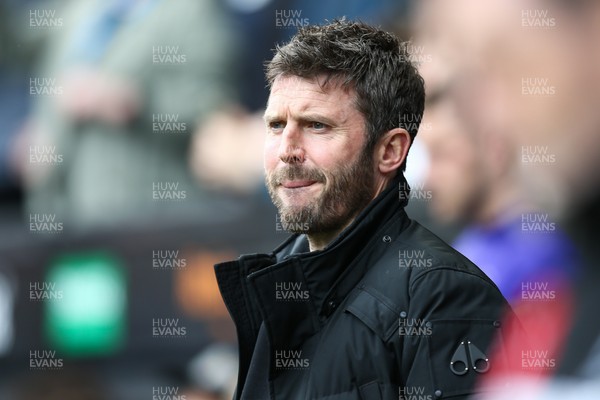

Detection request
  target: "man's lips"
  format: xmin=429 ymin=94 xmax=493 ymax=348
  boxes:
xmin=280 ymin=180 xmax=318 ymax=189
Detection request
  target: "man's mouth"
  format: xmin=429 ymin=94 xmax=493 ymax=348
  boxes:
xmin=281 ymin=180 xmax=318 ymax=189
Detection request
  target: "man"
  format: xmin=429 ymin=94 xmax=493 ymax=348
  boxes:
xmin=414 ymin=0 xmax=600 ymax=398
xmin=215 ymin=20 xmax=512 ymax=399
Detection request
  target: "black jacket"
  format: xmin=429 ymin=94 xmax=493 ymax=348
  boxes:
xmin=215 ymin=176 xmax=511 ymax=399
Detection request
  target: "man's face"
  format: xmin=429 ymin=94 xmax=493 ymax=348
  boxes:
xmin=263 ymin=75 xmax=375 ymax=234
xmin=417 ymin=0 xmax=600 ymax=215
xmin=421 ymin=100 xmax=487 ymax=224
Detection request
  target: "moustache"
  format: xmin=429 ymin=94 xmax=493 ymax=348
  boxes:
xmin=269 ymin=165 xmax=326 ymax=185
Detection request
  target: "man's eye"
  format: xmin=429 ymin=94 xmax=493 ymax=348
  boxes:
xmin=310 ymin=122 xmax=327 ymax=130
xmin=269 ymin=121 xmax=285 ymax=130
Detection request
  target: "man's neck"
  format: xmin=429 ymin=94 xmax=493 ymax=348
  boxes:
xmin=475 ymin=181 xmax=528 ymax=226
xmin=307 ymin=224 xmax=351 ymax=252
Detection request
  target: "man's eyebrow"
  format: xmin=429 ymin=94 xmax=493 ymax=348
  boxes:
xmin=296 ymin=113 xmax=338 ymax=126
xmin=263 ymin=112 xmax=338 ymax=126
xmin=263 ymin=112 xmax=279 ymax=123
xmin=425 ymin=87 xmax=443 ymax=107
xmin=425 ymin=79 xmax=455 ymax=107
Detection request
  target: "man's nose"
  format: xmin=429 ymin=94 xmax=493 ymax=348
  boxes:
xmin=278 ymin=125 xmax=306 ymax=164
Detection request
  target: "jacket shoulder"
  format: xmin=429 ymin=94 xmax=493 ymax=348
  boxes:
xmin=359 ymin=219 xmax=504 ymax=310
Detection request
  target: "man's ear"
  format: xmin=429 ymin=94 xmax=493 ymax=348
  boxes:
xmin=375 ymin=128 xmax=412 ymax=174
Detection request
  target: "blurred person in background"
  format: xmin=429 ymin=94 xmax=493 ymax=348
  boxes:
xmin=419 ymin=85 xmax=579 ymax=305
xmin=17 ymin=0 xmax=238 ymax=231
xmin=414 ymin=0 xmax=600 ymax=397
xmin=415 ymin=1 xmax=580 ymax=382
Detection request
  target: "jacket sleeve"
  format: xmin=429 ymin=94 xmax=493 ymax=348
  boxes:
xmin=397 ymin=267 xmax=513 ymax=399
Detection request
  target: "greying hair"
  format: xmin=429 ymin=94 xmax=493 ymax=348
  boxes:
xmin=265 ymin=19 xmax=425 ymax=171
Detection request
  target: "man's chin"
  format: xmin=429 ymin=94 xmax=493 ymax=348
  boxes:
xmin=277 ymin=208 xmax=315 ymax=235
xmin=430 ymin=203 xmax=461 ymax=225
xmin=277 ymin=206 xmax=312 ymax=222
xmin=276 ymin=188 xmax=322 ymax=210
xmin=277 ymin=182 xmax=323 ymax=200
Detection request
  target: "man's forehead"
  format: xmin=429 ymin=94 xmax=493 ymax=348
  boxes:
xmin=266 ymin=75 xmax=357 ymax=113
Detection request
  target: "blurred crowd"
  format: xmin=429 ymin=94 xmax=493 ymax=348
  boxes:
xmin=0 ymin=0 xmax=599 ymax=398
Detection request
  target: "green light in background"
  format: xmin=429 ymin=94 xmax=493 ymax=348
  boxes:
xmin=45 ymin=251 xmax=127 ymax=358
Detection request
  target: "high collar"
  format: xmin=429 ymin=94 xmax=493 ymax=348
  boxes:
xmin=241 ymin=174 xmax=411 ymax=360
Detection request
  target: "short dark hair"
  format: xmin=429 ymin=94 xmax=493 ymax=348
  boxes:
xmin=265 ymin=19 xmax=425 ymax=171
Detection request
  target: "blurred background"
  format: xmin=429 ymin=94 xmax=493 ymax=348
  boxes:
xmin=1 ymin=0 xmax=599 ymax=398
